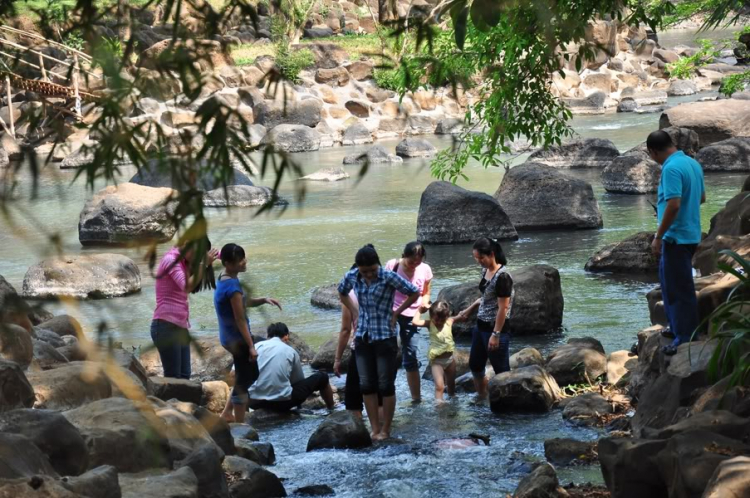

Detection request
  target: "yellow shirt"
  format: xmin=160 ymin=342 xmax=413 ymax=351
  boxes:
xmin=428 ymin=320 xmax=455 ymax=361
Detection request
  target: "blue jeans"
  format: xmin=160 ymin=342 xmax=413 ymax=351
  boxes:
xmin=397 ymin=314 xmax=421 ymax=372
xmin=659 ymin=241 xmax=698 ymax=345
xmin=150 ymin=319 xmax=191 ymax=379
xmin=469 ymin=320 xmax=510 ymax=377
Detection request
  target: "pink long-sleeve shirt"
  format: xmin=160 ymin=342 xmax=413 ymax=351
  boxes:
xmin=153 ymin=247 xmax=190 ymax=329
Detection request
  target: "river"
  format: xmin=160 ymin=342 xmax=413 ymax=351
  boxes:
xmin=0 ymin=28 xmax=745 ymax=496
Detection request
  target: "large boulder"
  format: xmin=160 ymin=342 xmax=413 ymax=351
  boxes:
xmin=395 ymin=138 xmax=437 ymax=158
xmin=0 ymin=409 xmax=88 ymax=476
xmin=585 ymin=231 xmax=658 ymax=274
xmin=0 ymin=359 xmax=35 ymax=411
xmin=0 ymin=433 xmax=58 ymax=479
xmin=222 ymin=455 xmax=286 ymax=497
xmin=696 ymin=137 xmax=750 ymax=172
xmin=601 ymin=151 xmax=661 ymax=194
xmin=306 ymin=410 xmax=372 ymax=451
xmin=693 ymin=189 xmax=750 ymax=274
xmin=667 ymin=79 xmax=698 ymax=96
xmin=341 ymin=122 xmax=372 ymax=146
xmin=310 ymin=335 xmax=350 ymax=372
xmin=26 ymin=362 xmax=112 ymax=410
xmin=202 ymin=186 xmax=281 ymax=208
xmin=174 ymin=443 xmax=228 ymax=498
xmin=546 ymin=338 xmax=607 ymax=386
xmin=598 ymin=436 xmax=670 ymax=497
xmin=78 ymin=183 xmax=177 ymax=246
xmin=260 ymin=124 xmax=321 ymax=153
xmin=659 ymin=99 xmax=750 ymax=146
xmin=119 ymin=467 xmax=199 ymax=498
xmin=60 ymin=465 xmax=121 ymax=498
xmin=0 ymin=323 xmax=33 ymax=369
xmin=253 ymin=99 xmax=322 ymax=129
xmin=495 ymin=162 xmax=603 ymax=230
xmin=342 ymin=144 xmax=402 ymax=165
xmin=129 ymin=160 xmax=255 ymax=191
xmin=507 ymin=265 xmax=564 ymax=334
xmin=416 ymin=181 xmax=518 ymax=244
xmin=64 ymin=397 xmax=171 ymax=472
xmin=488 ymin=365 xmax=561 ymax=413
xmin=527 ymin=138 xmax=620 ymax=168
xmin=512 ymin=462 xmax=567 ymax=498
xmin=21 ymin=254 xmax=141 ymax=299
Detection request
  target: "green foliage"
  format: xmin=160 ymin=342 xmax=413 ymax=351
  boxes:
xmin=63 ymin=30 xmax=84 ymax=50
xmin=720 ymin=70 xmax=750 ymax=96
xmin=666 ymin=39 xmax=720 ymax=79
xmin=274 ymin=44 xmax=314 ymax=83
xmin=654 ymin=0 xmax=748 ymax=29
xmin=701 ymin=249 xmax=750 ymax=386
xmin=373 ymin=67 xmax=402 ymax=92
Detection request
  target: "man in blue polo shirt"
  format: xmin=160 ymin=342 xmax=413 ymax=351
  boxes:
xmin=648 ymin=130 xmax=706 ymax=355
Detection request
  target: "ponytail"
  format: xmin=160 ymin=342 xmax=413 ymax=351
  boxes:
xmin=473 ymin=237 xmax=507 ymax=266
xmin=355 ymin=244 xmax=381 ymax=267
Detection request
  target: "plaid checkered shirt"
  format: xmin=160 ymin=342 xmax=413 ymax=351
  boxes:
xmin=338 ymin=267 xmax=419 ymax=342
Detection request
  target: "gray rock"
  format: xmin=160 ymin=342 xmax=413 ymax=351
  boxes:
xmin=341 ymin=122 xmax=372 ymax=146
xmin=344 ymin=100 xmax=370 ymax=118
xmin=703 ymin=456 xmax=750 ymax=498
xmin=562 ymin=91 xmax=607 ymax=115
xmin=147 ymin=377 xmax=203 ymax=404
xmin=435 ymin=118 xmax=464 ymax=134
xmin=37 ymin=316 xmax=81 ymax=338
xmin=0 ymin=409 xmax=87 ymax=476
xmin=495 ymin=162 xmax=603 ymax=230
xmin=311 ymin=335 xmax=351 ymax=372
xmin=22 ymin=254 xmax=141 ymax=299
xmin=254 ymin=99 xmax=322 ymax=129
xmin=544 ymin=438 xmax=597 ymax=466
xmin=119 ymin=467 xmax=199 ymax=498
xmin=602 ymin=151 xmax=661 ymax=194
xmin=585 ymin=231 xmax=658 ymax=273
xmin=489 ymin=365 xmax=561 ymax=413
xmin=306 ymin=411 xmax=372 ymax=451
xmin=78 ymin=183 xmax=177 ymax=246
xmin=342 ymin=144 xmax=402 ymax=165
xmin=631 ymin=90 xmax=668 ymax=106
xmin=34 ymin=328 xmax=65 ymax=347
xmin=546 ymin=339 xmax=607 ymax=386
xmin=202 ymin=185 xmax=284 ymax=208
xmin=0 ymin=433 xmax=58 ymax=479
xmin=667 ymin=79 xmax=698 ymax=96
xmin=395 ymin=138 xmax=437 ymax=158
xmin=507 ymin=265 xmax=565 ymax=334
xmin=261 ymin=124 xmax=321 ymax=153
xmin=310 ymin=284 xmax=340 ymax=309
xmin=660 ymin=99 xmax=750 ymax=146
xmin=301 ymin=167 xmax=349 ymax=181
xmin=510 ymin=348 xmax=544 ymax=370
xmin=598 ymin=436 xmax=669 ymax=497
xmin=528 ymin=138 xmax=620 ymax=168
xmin=61 ymin=465 xmax=121 ymax=498
xmin=696 ymin=137 xmax=750 ymax=172
xmin=617 ymin=98 xmax=638 ymax=112
xmin=175 ymin=444 xmax=228 ymax=498
xmin=63 ymin=397 xmax=171 ymax=472
xmin=222 ymin=455 xmax=286 ymax=497
xmin=33 ymin=340 xmax=68 ymax=369
xmin=416 ymin=181 xmax=518 ymax=244
xmin=130 ymin=160 xmax=255 ymax=191
xmin=303 ymin=26 xmax=334 ymax=39
xmin=512 ymin=462 xmax=567 ymax=497
xmin=295 ymin=484 xmax=335 ymax=496
xmin=562 ymin=392 xmax=614 ymax=426
xmin=26 ymin=362 xmax=112 ymax=411
xmin=0 ymin=323 xmax=33 ymax=369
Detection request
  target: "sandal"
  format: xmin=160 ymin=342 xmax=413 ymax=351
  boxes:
xmin=660 ymin=327 xmax=674 ymax=339
xmin=662 ymin=344 xmax=679 ymax=356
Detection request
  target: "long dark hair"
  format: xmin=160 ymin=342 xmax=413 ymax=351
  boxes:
xmin=402 ymin=241 xmax=426 ymax=259
xmin=185 ymin=236 xmax=216 ymax=293
xmin=220 ymin=243 xmax=246 ymax=266
xmin=355 ymin=244 xmax=381 ymax=267
xmin=473 ymin=237 xmax=507 ymax=266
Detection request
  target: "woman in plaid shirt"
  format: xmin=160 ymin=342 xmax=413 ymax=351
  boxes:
xmin=339 ymin=244 xmax=420 ymax=440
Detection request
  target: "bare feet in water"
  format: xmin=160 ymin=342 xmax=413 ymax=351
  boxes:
xmin=373 ymin=431 xmax=390 ymax=441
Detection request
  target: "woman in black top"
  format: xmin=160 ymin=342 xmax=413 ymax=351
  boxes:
xmin=457 ymin=238 xmax=513 ymax=399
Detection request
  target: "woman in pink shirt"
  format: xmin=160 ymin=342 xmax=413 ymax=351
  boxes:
xmin=151 ymin=237 xmax=219 ymax=379
xmin=385 ymin=241 xmax=433 ymax=402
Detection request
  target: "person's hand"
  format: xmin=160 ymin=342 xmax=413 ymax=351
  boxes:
xmin=488 ymin=334 xmax=500 ymax=351
xmin=390 ymin=312 xmax=399 ymax=331
xmin=206 ymin=248 xmax=219 ymax=265
xmin=651 ymin=236 xmax=662 ymax=257
xmin=265 ymin=297 xmax=282 ymax=310
xmin=418 ymin=304 xmax=430 ymax=314
xmin=249 ymin=347 xmax=258 ymax=361
xmin=334 ymin=358 xmax=342 ymax=377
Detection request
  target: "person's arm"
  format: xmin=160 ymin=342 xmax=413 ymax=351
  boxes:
xmin=289 ymin=352 xmax=305 ymax=384
xmin=488 ymin=297 xmax=510 ymax=351
xmin=391 ymin=273 xmax=420 ymax=316
xmin=334 ymin=305 xmax=354 ymax=377
xmin=181 ymin=250 xmax=219 ymax=293
xmin=458 ymin=298 xmax=481 ymax=319
xmin=340 ymin=292 xmax=359 ymax=332
xmin=411 ymin=313 xmax=429 ymax=328
xmin=701 ymin=192 xmax=706 ymax=204
xmin=652 ymin=198 xmax=681 ymax=256
xmin=230 ymin=293 xmax=256 ymax=358
xmin=421 ymin=278 xmax=432 ymax=309
xmin=246 ymin=296 xmax=282 ymax=310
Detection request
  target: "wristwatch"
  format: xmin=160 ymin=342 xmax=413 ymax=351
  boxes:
xmin=491 ymin=331 xmax=502 ymax=338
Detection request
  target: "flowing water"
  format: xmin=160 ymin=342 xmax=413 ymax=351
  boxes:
xmin=0 ymin=29 xmax=745 ymax=496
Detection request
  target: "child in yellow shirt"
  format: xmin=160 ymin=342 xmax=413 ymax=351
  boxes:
xmin=412 ymin=301 xmax=466 ymax=402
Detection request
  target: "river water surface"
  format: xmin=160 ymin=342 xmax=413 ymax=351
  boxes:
xmin=0 ymin=29 xmax=745 ymax=496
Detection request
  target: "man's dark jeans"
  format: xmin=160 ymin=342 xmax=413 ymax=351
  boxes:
xmin=151 ymin=319 xmax=191 ymax=379
xmin=659 ymin=241 xmax=698 ymax=345
xmin=248 ymin=372 xmax=330 ymax=412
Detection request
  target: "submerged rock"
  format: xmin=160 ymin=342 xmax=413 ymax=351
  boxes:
xmin=495 ymin=162 xmax=603 ymax=230
xmin=416 ymin=181 xmax=518 ymax=244
xmin=544 ymin=438 xmax=597 ymax=466
xmin=489 ymin=365 xmax=561 ymax=413
xmin=78 ymin=183 xmax=177 ymax=246
xmin=342 ymin=144 xmax=402 ymax=165
xmin=306 ymin=411 xmax=372 ymax=451
xmin=22 ymin=254 xmax=141 ymax=299
xmin=395 ymin=138 xmax=437 ymax=158
xmin=202 ymin=185 xmax=284 ymax=208
xmin=527 ymin=138 xmax=620 ymax=168
xmin=301 ymin=167 xmax=349 ymax=181
xmin=585 ymin=231 xmax=658 ymax=274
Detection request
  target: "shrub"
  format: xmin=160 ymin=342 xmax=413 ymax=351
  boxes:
xmin=275 ymin=45 xmax=314 ymax=83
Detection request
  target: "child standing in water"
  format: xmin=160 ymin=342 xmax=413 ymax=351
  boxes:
xmin=412 ymin=301 xmax=465 ymax=402
xmin=214 ymin=243 xmax=282 ymax=422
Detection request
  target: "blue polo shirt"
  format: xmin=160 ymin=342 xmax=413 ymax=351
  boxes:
xmin=657 ymin=150 xmax=705 ymax=244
